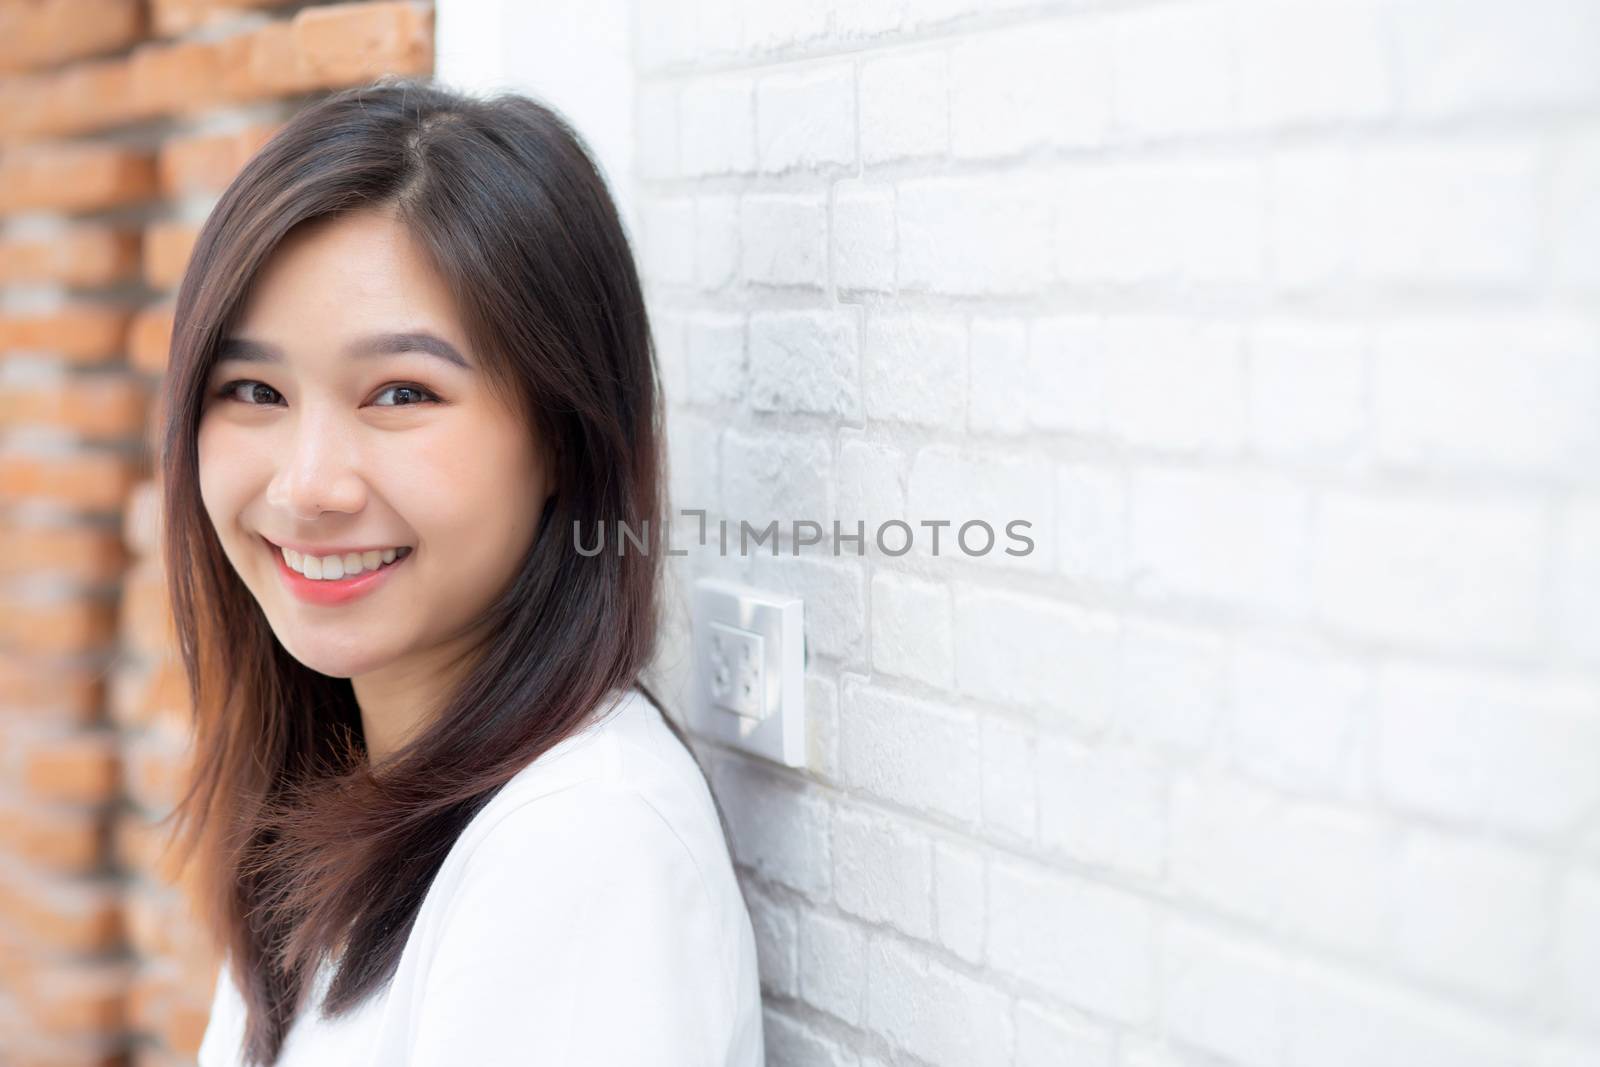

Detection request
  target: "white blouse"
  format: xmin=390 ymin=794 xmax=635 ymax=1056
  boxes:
xmin=196 ymin=686 xmax=765 ymax=1066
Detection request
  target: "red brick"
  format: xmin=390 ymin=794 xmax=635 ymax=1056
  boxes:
xmin=0 ymin=868 xmax=124 ymax=953
xmin=0 ymin=520 xmax=129 ymax=585
xmin=0 ymin=653 xmax=105 ymax=725
xmin=0 ymin=375 xmax=149 ymax=442
xmin=130 ymin=38 xmax=231 ymax=117
xmin=150 ymin=0 xmax=300 ymax=38
xmin=156 ymin=122 xmax=281 ymax=197
xmin=294 ymin=1 xmax=433 ymax=84
xmin=0 ymin=802 xmax=109 ymax=873
xmin=0 ymin=449 xmax=140 ymax=512
xmin=0 ymin=594 xmax=120 ymax=656
xmin=20 ymin=726 xmax=122 ymax=805
xmin=0 ymin=306 xmax=131 ymax=363
xmin=0 ymin=55 xmax=153 ymax=140
xmin=0 ymin=228 xmax=141 ymax=287
xmin=0 ymin=142 xmax=157 ymax=215
xmin=127 ymin=302 xmax=174 ymax=375
xmin=119 ymin=560 xmax=178 ymax=660
xmin=0 ymin=0 xmax=146 ymax=75
xmin=140 ymin=221 xmax=199 ymax=291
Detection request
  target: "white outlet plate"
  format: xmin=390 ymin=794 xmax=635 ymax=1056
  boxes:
xmin=691 ymin=577 xmax=805 ymax=768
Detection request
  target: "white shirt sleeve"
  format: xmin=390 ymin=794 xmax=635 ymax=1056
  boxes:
xmin=410 ymin=784 xmax=736 ymax=1067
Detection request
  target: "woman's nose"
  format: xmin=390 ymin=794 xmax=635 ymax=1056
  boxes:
xmin=264 ymin=417 xmax=365 ymax=519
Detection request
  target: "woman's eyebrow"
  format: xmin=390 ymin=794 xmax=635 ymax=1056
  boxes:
xmin=215 ymin=331 xmax=473 ymax=370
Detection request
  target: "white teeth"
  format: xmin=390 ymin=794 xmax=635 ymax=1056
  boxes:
xmin=281 ymin=545 xmax=410 ymax=581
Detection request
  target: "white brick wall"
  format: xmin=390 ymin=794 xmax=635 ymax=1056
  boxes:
xmin=630 ymin=1 xmax=1600 ymax=1064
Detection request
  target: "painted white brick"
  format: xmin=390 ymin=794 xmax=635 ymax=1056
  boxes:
xmin=685 ymin=310 xmax=745 ymax=405
xmin=1375 ymin=662 xmax=1600 ymax=837
xmin=1275 ymin=804 xmax=1388 ymax=957
xmin=1114 ymin=620 xmax=1226 ymax=757
xmin=694 ymin=193 xmax=740 ymax=290
xmin=953 ymin=586 xmax=1117 ymax=731
xmin=1550 ymin=128 xmax=1600 ymax=290
xmin=1170 ymin=773 xmax=1284 ymax=925
xmin=1267 ymin=143 xmax=1357 ymax=288
xmin=1128 ymin=467 xmax=1311 ymax=615
xmin=1163 ymin=920 xmax=1286 ymax=1067
xmin=680 ymin=75 xmax=755 ymax=175
xmin=634 ymin=0 xmax=695 ymax=70
xmin=635 ymin=5 xmax=1600 ymax=1063
xmin=748 ymin=307 xmax=860 ymax=417
xmin=1285 ymin=963 xmax=1524 ymax=1067
xmin=1103 ymin=315 xmax=1247 ymax=452
xmin=967 ymin=317 xmax=1028 ymax=436
xmin=835 ymin=436 xmax=907 ymax=537
xmin=1393 ymin=832 xmax=1549 ymax=1002
xmin=798 ymin=910 xmax=869 ymax=1026
xmin=868 ymin=570 xmax=955 ymax=688
xmin=756 ymin=63 xmax=856 ymax=173
xmin=1234 ymin=0 xmax=1390 ymax=128
xmin=712 ymin=756 xmax=832 ymax=902
xmin=1055 ymin=158 xmax=1266 ymax=285
xmin=906 ymin=445 xmax=1054 ymax=571
xmin=1026 ymin=314 xmax=1105 ymax=434
xmin=741 ymin=193 xmax=829 ymax=289
xmin=861 ymin=312 xmax=966 ymax=429
xmin=1055 ymin=462 xmax=1127 ymax=584
xmin=832 ymin=802 xmax=934 ymax=939
xmin=1111 ymin=2 xmax=1233 ymax=139
xmin=1389 ymin=0 xmax=1600 ymax=118
xmin=747 ymin=882 xmax=799 ymax=997
xmin=765 ymin=1010 xmax=860 ymax=1067
xmin=1246 ymin=318 xmax=1367 ymax=464
xmin=1555 ymin=497 xmax=1600 ymax=665
xmin=666 ymin=411 xmax=720 ymax=515
xmin=1373 ymin=313 xmax=1600 ymax=478
xmin=980 ymin=714 xmax=1037 ymax=842
xmin=1312 ymin=490 xmax=1544 ymax=655
xmin=898 ymin=174 xmax=1054 ymax=296
xmin=950 ymin=20 xmax=1110 ymax=158
xmin=741 ymin=2 xmax=831 ymax=54
xmin=691 ymin=0 xmax=743 ymax=57
xmin=831 ymin=181 xmax=895 ymax=293
xmin=748 ymin=554 xmax=866 ymax=662
xmin=861 ymin=47 xmax=949 ymax=164
xmin=1227 ymin=639 xmax=1363 ymax=795
xmin=932 ymin=838 xmax=985 ymax=965
xmin=1016 ymin=1001 xmax=1113 ymax=1067
xmin=721 ymin=429 xmax=831 ymax=525
xmin=1038 ymin=735 xmax=1166 ymax=878
xmin=806 ymin=673 xmax=841 ymax=781
xmin=640 ymin=195 xmax=695 ymax=285
xmin=1557 ymin=868 xmax=1600 ymax=1031
xmin=988 ymin=856 xmax=1157 ymax=1024
xmin=840 ymin=679 xmax=979 ymax=824
xmin=1352 ymin=140 xmax=1540 ymax=286
xmin=864 ymin=935 xmax=1013 ymax=1067
xmin=637 ymin=82 xmax=679 ymax=179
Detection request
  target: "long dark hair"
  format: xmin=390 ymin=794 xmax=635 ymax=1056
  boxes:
xmin=158 ymin=77 xmax=684 ymax=1066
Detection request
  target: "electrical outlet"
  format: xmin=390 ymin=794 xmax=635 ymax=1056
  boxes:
xmin=708 ymin=621 xmax=765 ymax=719
xmin=691 ymin=577 xmax=805 ymax=768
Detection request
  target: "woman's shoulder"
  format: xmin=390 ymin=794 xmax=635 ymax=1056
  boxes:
xmin=474 ymin=685 xmax=729 ymax=862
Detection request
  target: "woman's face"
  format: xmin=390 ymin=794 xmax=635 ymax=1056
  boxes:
xmin=197 ymin=206 xmax=551 ymax=686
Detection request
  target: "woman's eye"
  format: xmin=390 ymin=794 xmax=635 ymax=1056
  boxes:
xmin=210 ymin=381 xmax=440 ymax=407
xmin=215 ymin=380 xmax=283 ymax=406
xmin=371 ymin=383 xmax=441 ymax=407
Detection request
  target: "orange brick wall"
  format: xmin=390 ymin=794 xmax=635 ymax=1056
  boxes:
xmin=0 ymin=3 xmax=434 ymax=1064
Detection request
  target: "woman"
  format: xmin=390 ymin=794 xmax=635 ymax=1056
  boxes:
xmin=159 ymin=77 xmax=764 ymax=1066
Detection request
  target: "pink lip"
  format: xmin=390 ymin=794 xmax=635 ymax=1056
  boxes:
xmin=266 ymin=536 xmax=411 ymax=606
